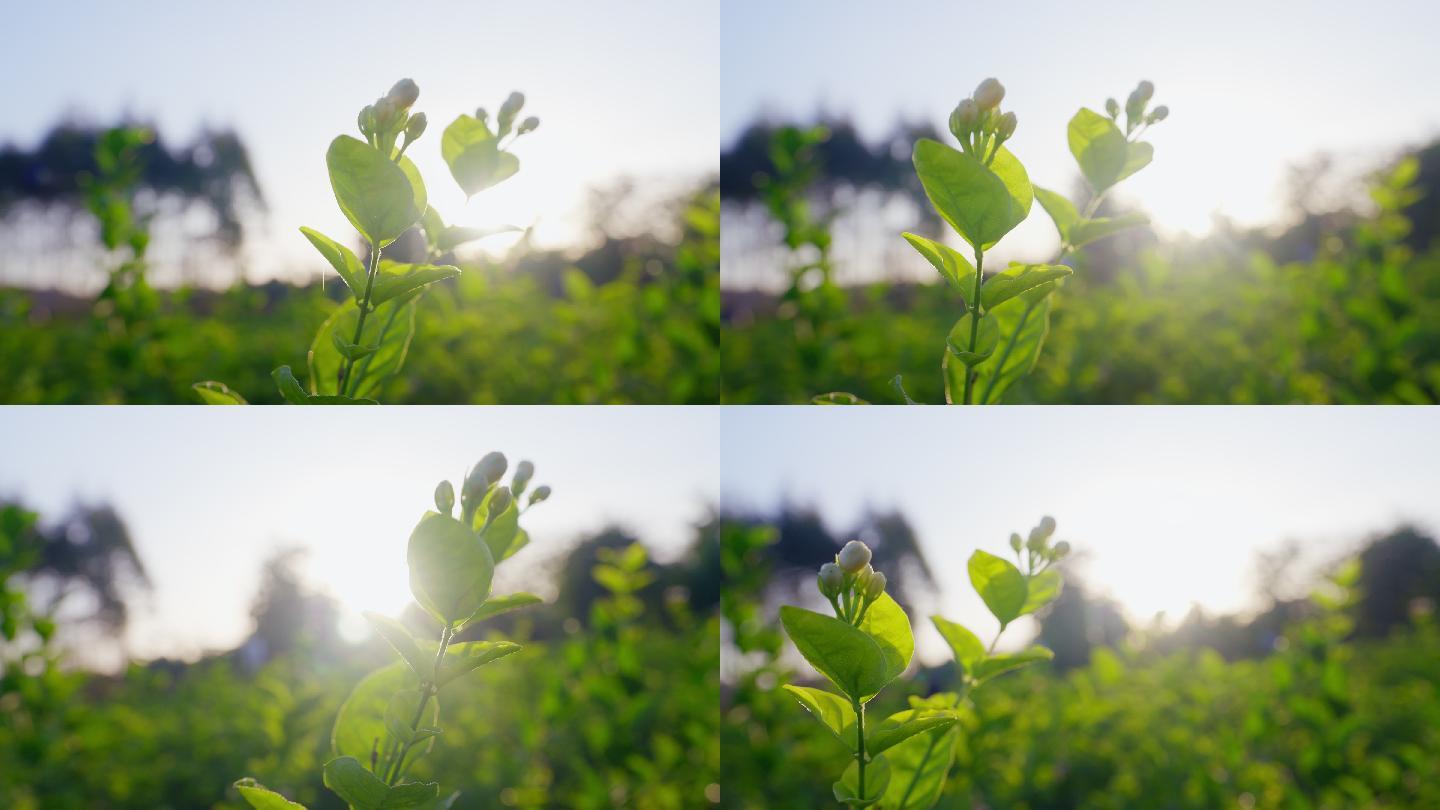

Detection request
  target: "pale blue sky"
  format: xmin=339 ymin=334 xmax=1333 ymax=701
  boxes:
xmin=723 ymin=0 xmax=1440 ymax=258
xmin=5 ymin=0 xmax=718 ymax=280
xmin=0 ymin=406 xmax=718 ymax=664
xmin=721 ymin=406 xmax=1440 ymax=664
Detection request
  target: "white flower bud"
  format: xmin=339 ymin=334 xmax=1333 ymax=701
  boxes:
xmin=518 ymin=116 xmax=540 ymax=135
xmin=865 ymin=571 xmax=887 ymax=600
xmin=434 ymin=480 xmax=455 ymax=515
xmin=837 ymin=540 xmax=872 ymax=573
xmin=1053 ymin=541 xmax=1071 ymax=559
xmin=949 ymin=98 xmax=979 ymax=138
xmin=387 ymin=78 xmax=420 ymax=109
xmin=498 ymin=91 xmax=525 ymax=130
xmin=475 ymin=451 xmax=508 ymax=487
xmin=405 ymin=112 xmax=428 ymax=142
xmin=1038 ymin=516 xmax=1056 ymax=537
xmin=972 ymin=78 xmax=1005 ymax=110
xmin=512 ymin=460 xmax=534 ymax=494
xmin=1027 ymin=526 xmax=1047 ymax=552
xmin=1010 ymin=533 xmax=1023 ymax=553
xmin=818 ymin=562 xmax=844 ymax=596
xmin=1147 ymin=105 xmax=1169 ymax=123
xmin=1105 ymin=98 xmax=1120 ymax=118
xmin=487 ymin=486 xmax=513 ymax=519
xmin=528 ymin=485 xmax=551 ymax=505
xmin=996 ymin=111 xmax=1017 ymax=140
xmin=1134 ymin=80 xmax=1154 ymax=102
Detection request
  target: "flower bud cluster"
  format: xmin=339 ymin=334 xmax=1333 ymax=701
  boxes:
xmin=455 ymin=452 xmax=551 ymax=526
xmin=358 ymin=78 xmax=428 ymax=158
xmin=817 ymin=540 xmax=889 ymax=626
xmin=1013 ymin=515 xmax=1070 ymax=573
xmin=1107 ymin=80 xmax=1169 ymax=134
xmin=948 ymin=77 xmax=1017 ymax=165
xmin=476 ymin=91 xmax=541 ymax=142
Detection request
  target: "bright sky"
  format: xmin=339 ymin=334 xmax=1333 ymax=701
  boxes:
xmin=0 ymin=406 xmax=718 ymax=665
xmin=722 ymin=0 xmax=1440 ymax=259
xmin=721 ymin=406 xmax=1440 ymax=664
xmin=5 ymin=0 xmax=718 ymax=281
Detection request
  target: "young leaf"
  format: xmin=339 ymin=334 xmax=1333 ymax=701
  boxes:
xmin=968 ymin=550 xmax=1027 ymax=626
xmin=385 ymin=689 xmax=425 ymax=744
xmin=865 ymin=710 xmax=957 ymax=757
xmin=326 ymin=135 xmax=422 ymax=248
xmin=332 ymin=663 xmax=438 ymax=764
xmin=901 ymin=232 xmax=975 ymax=302
xmin=931 ymin=615 xmax=985 ymax=677
xmin=465 ymin=592 xmax=543 ymax=625
xmin=882 ymin=724 xmax=959 ymax=810
xmin=407 ymin=512 xmax=495 ymax=626
xmin=308 ymin=295 xmax=420 ymax=400
xmin=273 ymin=365 xmax=312 ymax=405
xmin=299 ymin=226 xmax=367 ymax=300
xmin=1068 ymin=108 xmax=1130 ymax=192
xmin=833 ymin=755 xmax=891 ymax=805
xmin=913 ymin=139 xmax=1030 ymax=250
xmin=945 ymin=312 xmax=1000 ymax=367
xmin=781 ymin=684 xmax=858 ymax=749
xmin=1020 ymin=568 xmax=1063 ymax=616
xmin=1119 ymin=141 xmax=1154 ymax=184
xmin=979 ymin=263 xmax=1073 ymax=311
xmin=779 ymin=605 xmax=890 ymax=703
xmin=856 ymin=592 xmax=915 ymax=685
xmin=362 ymin=612 xmax=427 ymax=676
xmin=1069 ymin=212 xmax=1149 ymax=247
xmin=971 ymin=646 xmax=1054 ymax=684
xmin=1032 ymin=186 xmax=1078 ymax=242
xmin=441 ymin=115 xmax=520 ymax=196
xmin=332 ymin=331 xmax=378 ymax=362
xmin=477 ymin=497 xmax=522 ymax=560
xmin=973 ymin=291 xmax=1055 ymax=405
xmin=234 ymin=779 xmax=308 ymax=810
xmin=369 ymin=264 xmax=462 ymax=307
xmin=193 ymin=380 xmax=247 ymax=405
xmin=323 ymin=756 xmax=439 ymax=809
xmin=435 ymin=640 xmax=522 ymax=686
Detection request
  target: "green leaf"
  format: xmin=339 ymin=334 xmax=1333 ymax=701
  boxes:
xmin=362 ymin=612 xmax=427 ymax=676
xmin=857 ymin=592 xmax=914 ymax=685
xmin=980 ymin=263 xmax=1073 ymax=311
xmin=973 ymin=291 xmax=1055 ymax=405
xmin=323 ymin=756 xmax=439 ymax=809
xmin=397 ymin=155 xmax=428 ymax=228
xmin=1033 ymin=186 xmax=1078 ymax=241
xmin=813 ymin=392 xmax=869 ymax=405
xmin=913 ymin=140 xmax=1031 ymax=250
xmin=308 ymin=293 xmax=420 ymax=400
xmin=1068 ymin=108 xmax=1129 ymax=192
xmin=1069 ymin=211 xmax=1149 ymax=247
xmin=781 ymin=684 xmax=858 ymax=749
xmin=326 ymin=135 xmax=422 ymax=247
xmin=300 ymin=226 xmax=367 ymax=300
xmin=370 ymin=263 xmax=461 ymax=307
xmin=441 ymin=115 xmax=520 ymax=196
xmin=273 ymin=365 xmax=311 ymax=405
xmin=779 ymin=605 xmax=890 ymax=703
xmin=435 ymin=640 xmax=522 ymax=686
xmin=384 ymin=689 xmax=425 ymax=744
xmin=235 ymin=779 xmax=308 ymax=810
xmin=332 ymin=331 xmax=378 ymax=362
xmin=465 ymin=592 xmax=542 ymax=625
xmin=945 ymin=311 xmax=999 ymax=367
xmin=1119 ymin=141 xmax=1154 ymax=184
xmin=332 ymin=662 xmax=438 ymax=764
xmin=192 ymin=381 xmax=247 ymax=404
xmin=1020 ymin=568 xmax=1063 ymax=616
xmin=972 ymin=646 xmax=1054 ymax=684
xmin=883 ymin=723 xmax=959 ymax=810
xmin=866 ymin=710 xmax=957 ymax=757
xmin=833 ymin=755 xmax=890 ymax=806
xmin=476 ymin=496 xmax=522 ymax=560
xmin=931 ymin=615 xmax=985 ymax=677
xmin=901 ymin=232 xmax=975 ymax=301
xmin=407 ymin=512 xmax=495 ymax=626
xmin=968 ymin=550 xmax=1027 ymax=626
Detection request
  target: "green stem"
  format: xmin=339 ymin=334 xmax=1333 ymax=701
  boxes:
xmin=384 ymin=623 xmax=454 ymax=785
xmin=854 ymin=698 xmax=868 ymax=801
xmin=962 ymin=249 xmax=985 ymax=405
xmin=338 ymin=241 xmax=383 ymax=393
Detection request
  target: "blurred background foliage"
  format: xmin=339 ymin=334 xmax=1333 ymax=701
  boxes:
xmin=721 ymin=116 xmax=1440 ymax=404
xmin=0 ymin=499 xmax=719 ymax=809
xmin=720 ymin=512 xmax=1440 ymax=809
xmin=0 ymin=120 xmax=719 ymax=404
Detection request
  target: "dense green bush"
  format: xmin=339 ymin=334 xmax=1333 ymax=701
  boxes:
xmin=724 ymin=158 xmax=1439 ymax=404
